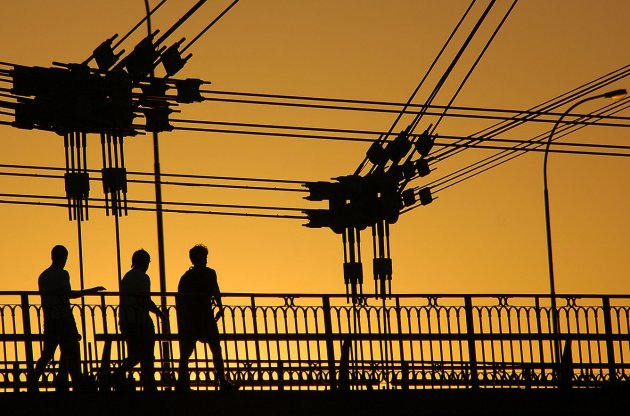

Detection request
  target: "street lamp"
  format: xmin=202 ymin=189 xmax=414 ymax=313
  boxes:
xmin=543 ymin=87 xmax=627 ymax=373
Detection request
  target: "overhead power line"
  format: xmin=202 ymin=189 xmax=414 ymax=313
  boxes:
xmin=429 ymin=0 xmax=518 ymax=135
xmin=0 ymin=192 xmax=306 ymax=212
xmin=400 ymin=98 xmax=630 ymax=214
xmin=354 ymin=0 xmax=478 ymax=175
xmin=199 ymin=88 xmax=630 ymax=123
xmin=0 ymin=163 xmax=307 ymax=184
xmin=431 ymin=65 xmax=630 ymax=163
xmin=0 ymin=163 xmax=309 ymax=192
xmin=181 ymin=0 xmax=240 ymax=53
xmin=175 ymin=98 xmax=630 ymax=126
xmin=0 ymin=194 xmax=306 ymax=220
xmin=168 ymin=118 xmax=630 ymax=157
xmin=426 ymin=98 xmax=630 ymax=192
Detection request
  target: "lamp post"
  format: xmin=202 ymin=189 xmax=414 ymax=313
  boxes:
xmin=543 ymin=88 xmax=626 ymax=374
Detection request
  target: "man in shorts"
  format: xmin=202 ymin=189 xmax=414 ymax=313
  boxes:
xmin=175 ymin=244 xmax=236 ymax=391
xmin=31 ymin=245 xmax=105 ymax=391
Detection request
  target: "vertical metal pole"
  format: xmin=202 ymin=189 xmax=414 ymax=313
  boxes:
xmin=464 ymin=296 xmax=479 ymax=388
xmin=533 ymin=297 xmax=547 ymax=379
xmin=145 ymin=0 xmax=172 ymax=386
xmin=81 ymin=132 xmax=89 ymax=220
xmin=543 ymin=93 xmax=611 ymax=381
xmin=322 ymin=296 xmax=337 ymax=390
xmin=543 ymin=185 xmax=562 ymax=372
xmin=395 ymin=296 xmax=405 ymax=388
xmin=114 ymin=211 xmax=123 ymax=288
xmin=602 ymin=296 xmax=617 ymax=383
xmin=250 ymin=296 xmax=263 ymax=383
xmin=20 ymin=294 xmax=34 ymax=392
xmin=77 ymin=215 xmax=89 ymax=373
xmin=152 ymin=132 xmax=167 ymax=299
xmin=377 ymin=221 xmax=386 ymax=297
xmin=382 ymin=295 xmax=390 ymax=388
xmin=144 ymin=0 xmax=168 ymax=324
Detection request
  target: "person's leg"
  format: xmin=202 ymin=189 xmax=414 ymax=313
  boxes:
xmin=114 ymin=348 xmax=140 ymax=376
xmin=176 ymin=336 xmax=195 ymax=391
xmin=31 ymin=328 xmax=59 ymax=390
xmin=59 ymin=335 xmax=83 ymax=390
xmin=112 ymin=327 xmax=142 ymax=388
xmin=138 ymin=325 xmax=157 ymax=392
xmin=58 ymin=320 xmax=84 ymax=391
xmin=208 ymin=337 xmax=226 ymax=383
xmin=53 ymin=359 xmax=70 ymax=392
xmin=206 ymin=320 xmax=236 ymax=390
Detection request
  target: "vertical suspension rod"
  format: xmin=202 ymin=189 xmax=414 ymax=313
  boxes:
xmin=81 ymin=132 xmax=89 ymax=220
xmin=64 ymin=133 xmax=72 ymax=220
xmin=100 ymin=133 xmax=109 ymax=215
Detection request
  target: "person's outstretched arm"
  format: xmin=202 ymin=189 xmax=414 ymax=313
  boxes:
xmin=70 ymin=286 xmax=106 ymax=298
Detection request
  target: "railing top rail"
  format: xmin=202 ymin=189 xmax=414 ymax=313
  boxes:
xmin=1 ymin=291 xmax=630 ymax=299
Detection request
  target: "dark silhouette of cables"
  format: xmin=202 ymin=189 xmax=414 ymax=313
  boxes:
xmin=167 ymin=120 xmax=630 ymax=155
xmin=197 ymin=90 xmax=630 ymax=123
xmin=426 ymin=97 xmax=630 ymax=192
xmin=0 ymin=191 xmax=308 ymax=212
xmin=82 ymin=0 xmax=169 ymax=65
xmin=355 ymin=0 xmax=477 ymax=175
xmin=0 ymin=193 xmax=307 ymax=220
xmin=428 ymin=0 xmax=518 ymax=134
xmin=154 ymin=0 xmax=208 ymax=47
xmin=0 ymin=162 xmax=307 ymax=184
xmin=180 ymin=0 xmax=240 ymax=53
xmin=430 ymin=65 xmax=630 ymax=163
xmin=0 ymin=163 xmax=308 ymax=193
xmin=390 ymin=65 xmax=630 ymax=188
xmin=400 ymin=98 xmax=630 ymax=214
xmin=405 ymin=0 xmax=498 ymax=135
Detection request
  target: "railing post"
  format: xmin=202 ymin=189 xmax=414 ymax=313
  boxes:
xmin=98 ymin=294 xmax=112 ymax=390
xmin=277 ymin=360 xmax=284 ymax=391
xmin=602 ymin=296 xmax=617 ymax=383
xmin=533 ymin=297 xmax=547 ymax=381
xmin=395 ymin=296 xmax=405 ymax=389
xmin=322 ymin=296 xmax=337 ymax=390
xmin=12 ymin=362 xmax=21 ymax=393
xmin=400 ymin=360 xmax=409 ymax=390
xmin=250 ymin=296 xmax=263 ymax=386
xmin=464 ymin=296 xmax=479 ymax=388
xmin=20 ymin=294 xmax=35 ymax=392
xmin=159 ymin=307 xmax=175 ymax=390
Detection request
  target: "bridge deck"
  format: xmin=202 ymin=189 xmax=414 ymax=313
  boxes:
xmin=1 ymin=388 xmax=629 ymax=416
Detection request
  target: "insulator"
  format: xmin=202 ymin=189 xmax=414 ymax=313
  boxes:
xmin=418 ymin=187 xmax=433 ymax=205
xmin=175 ymin=78 xmax=203 ymax=103
xmin=93 ymin=35 xmax=120 ymax=71
xmin=64 ymin=172 xmax=90 ymax=200
xmin=415 ymin=159 xmax=431 ymax=177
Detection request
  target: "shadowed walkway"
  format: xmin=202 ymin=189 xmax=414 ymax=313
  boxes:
xmin=1 ymin=387 xmax=630 ymax=416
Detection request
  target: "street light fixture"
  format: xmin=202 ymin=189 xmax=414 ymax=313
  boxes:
xmin=543 ymin=87 xmax=627 ymax=376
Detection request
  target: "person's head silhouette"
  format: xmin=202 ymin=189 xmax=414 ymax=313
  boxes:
xmin=131 ymin=249 xmax=151 ymax=272
xmin=189 ymin=244 xmax=208 ymax=267
xmin=51 ymin=245 xmax=68 ymax=268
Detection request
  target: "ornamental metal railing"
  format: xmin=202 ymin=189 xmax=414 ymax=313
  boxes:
xmin=1 ymin=292 xmax=629 ymax=392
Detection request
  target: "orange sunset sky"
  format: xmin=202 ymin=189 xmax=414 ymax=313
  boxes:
xmin=0 ymin=0 xmax=628 ymax=297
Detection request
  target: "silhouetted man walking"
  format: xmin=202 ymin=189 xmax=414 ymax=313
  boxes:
xmin=113 ymin=249 xmax=165 ymax=391
xmin=176 ymin=244 xmax=236 ymax=391
xmin=31 ymin=245 xmax=105 ymax=391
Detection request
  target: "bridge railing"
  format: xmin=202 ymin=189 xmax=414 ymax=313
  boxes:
xmin=1 ymin=292 xmax=629 ymax=391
